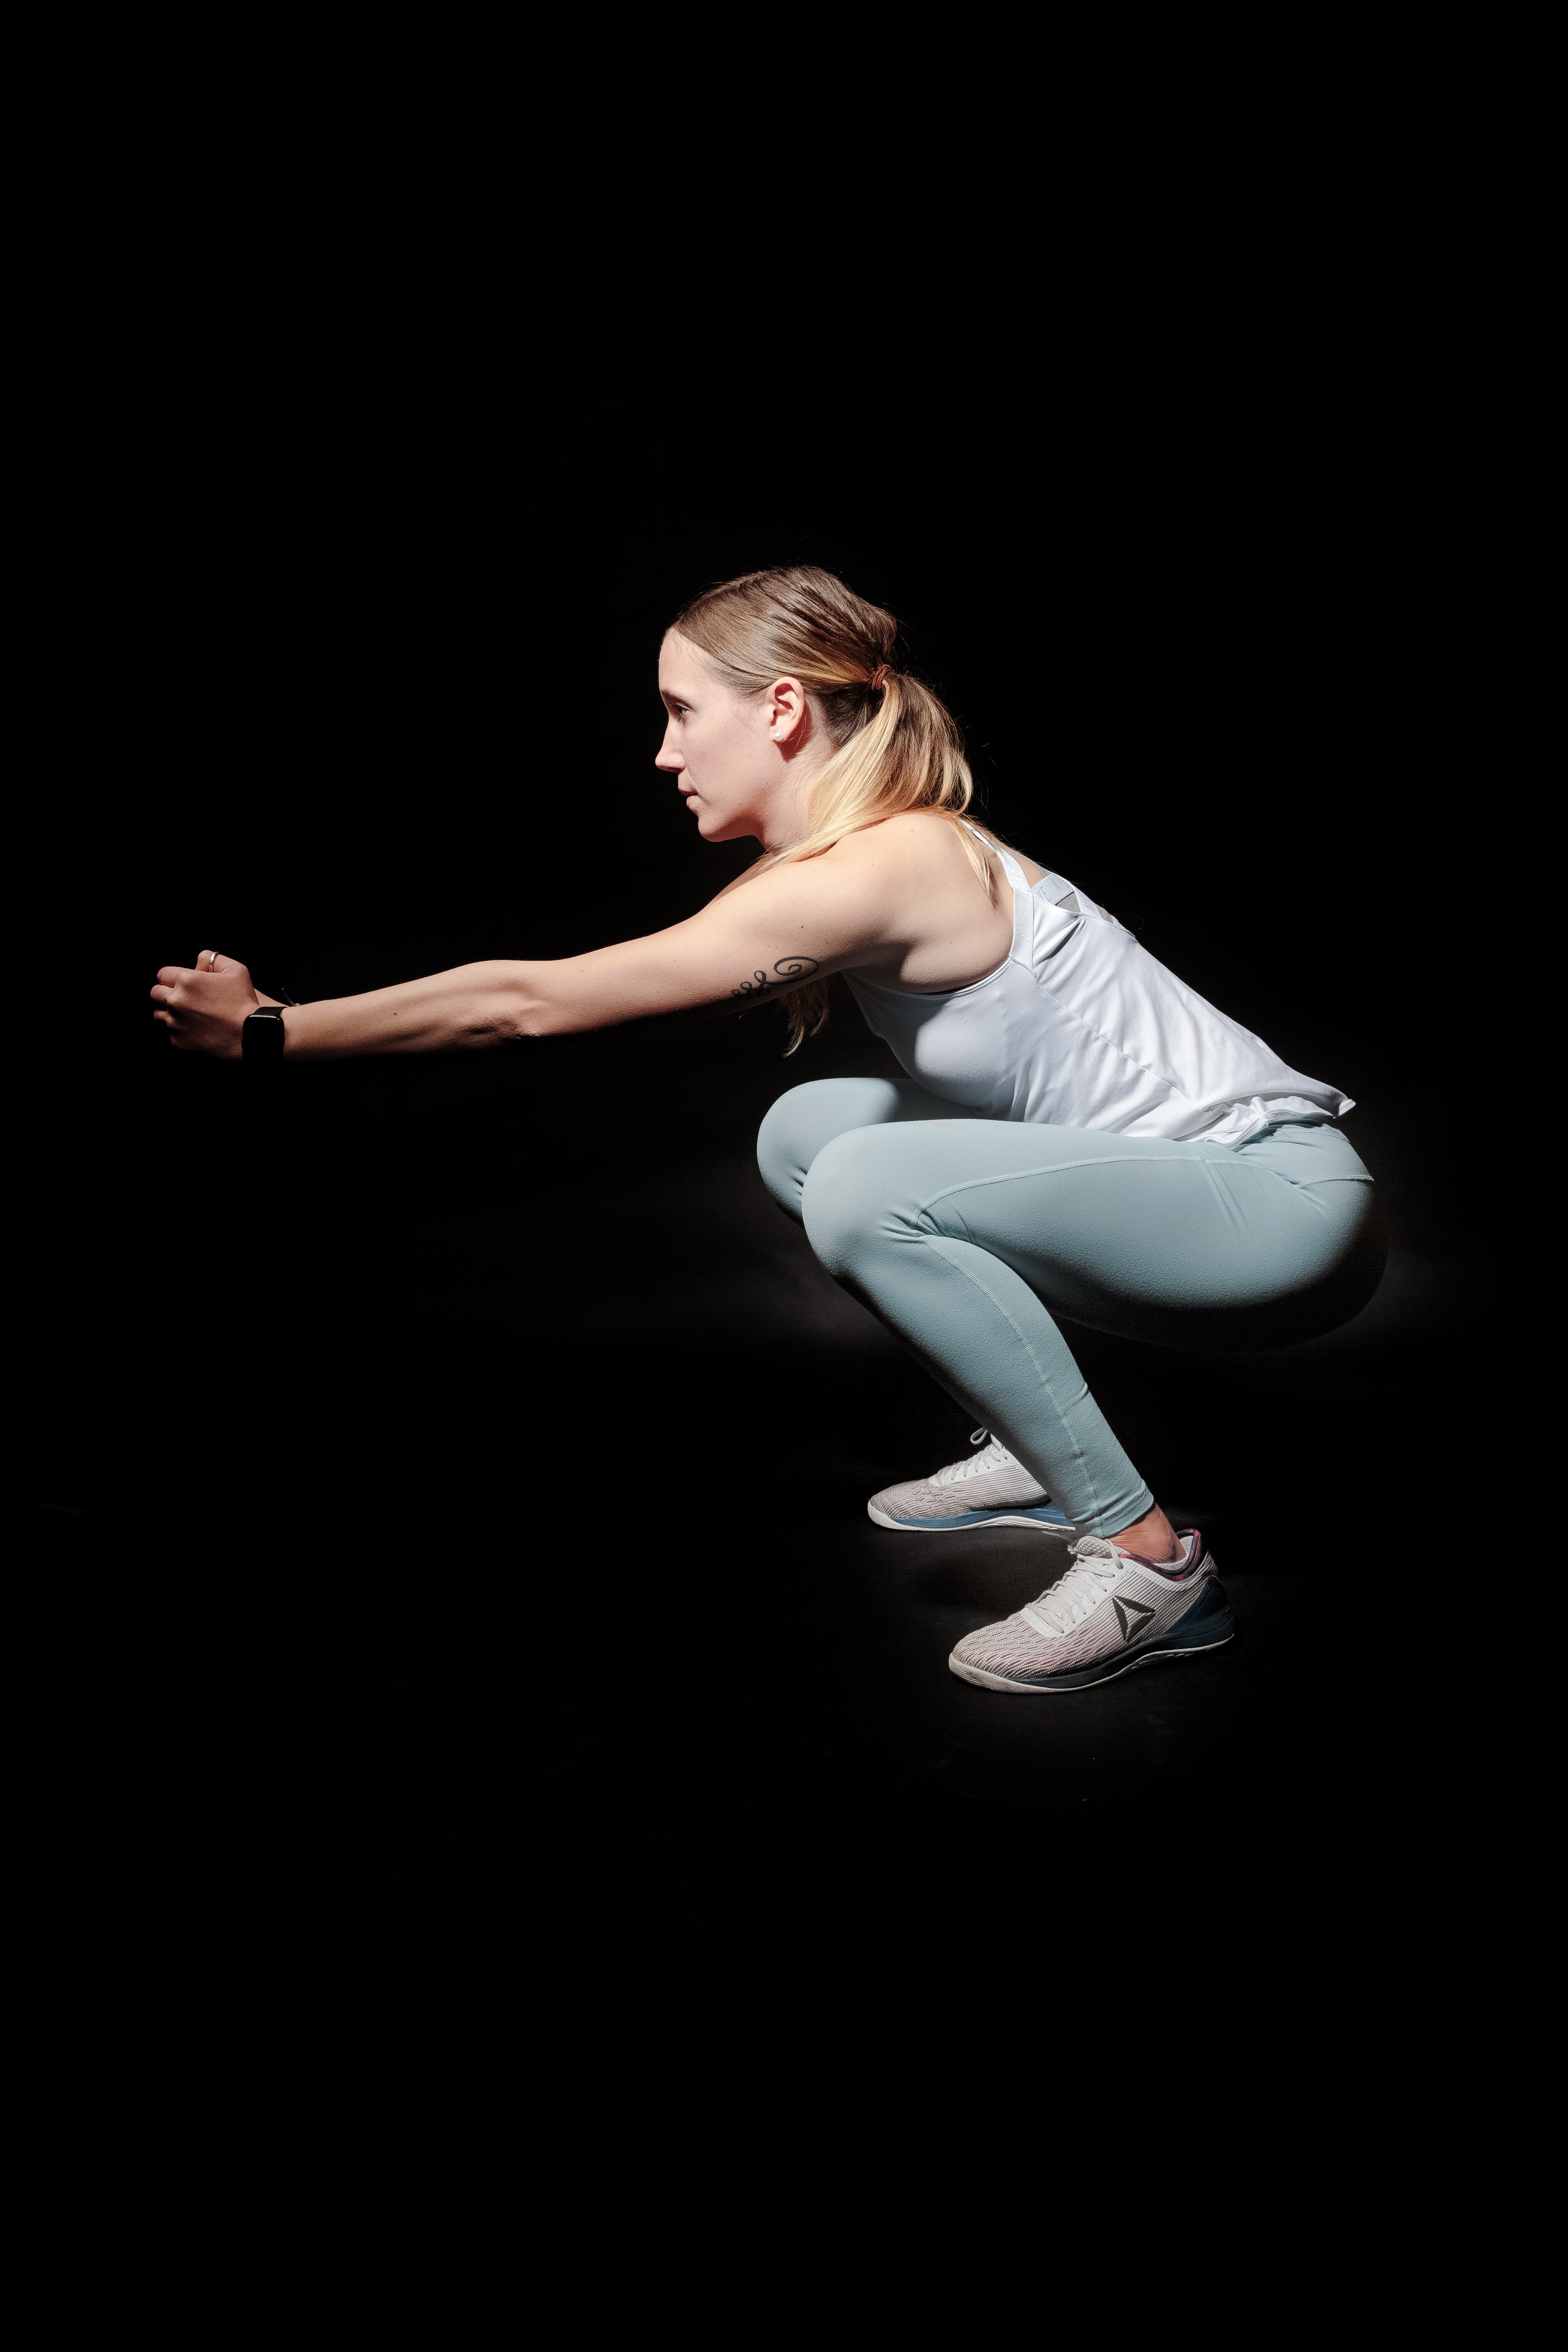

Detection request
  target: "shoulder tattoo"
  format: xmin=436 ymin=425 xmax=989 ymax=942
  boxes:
xmin=731 ymin=955 xmax=821 ymax=1002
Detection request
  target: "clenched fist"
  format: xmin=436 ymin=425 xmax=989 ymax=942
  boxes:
xmin=151 ymin=951 xmax=268 ymax=1057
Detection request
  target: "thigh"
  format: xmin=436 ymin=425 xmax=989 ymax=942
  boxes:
xmin=756 ymin=1075 xmax=963 ymax=1220
xmin=806 ymin=1118 xmax=1384 ymax=1345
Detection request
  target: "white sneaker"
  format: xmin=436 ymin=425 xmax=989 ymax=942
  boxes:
xmin=948 ymin=1529 xmax=1233 ymax=1692
xmin=867 ymin=1430 xmax=1074 ymax=1534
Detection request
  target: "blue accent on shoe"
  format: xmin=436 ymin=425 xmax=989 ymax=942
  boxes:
xmin=887 ymin=1501 xmax=1076 ymax=1532
xmin=1158 ymin=1577 xmax=1233 ymax=1644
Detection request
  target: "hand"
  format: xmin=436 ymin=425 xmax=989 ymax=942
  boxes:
xmin=151 ymin=951 xmax=263 ymax=1058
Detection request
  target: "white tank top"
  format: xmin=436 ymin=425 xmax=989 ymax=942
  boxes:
xmin=843 ymin=827 xmax=1351 ymax=1148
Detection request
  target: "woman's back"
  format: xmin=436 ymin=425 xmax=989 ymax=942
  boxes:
xmin=845 ymin=829 xmax=1349 ymax=1147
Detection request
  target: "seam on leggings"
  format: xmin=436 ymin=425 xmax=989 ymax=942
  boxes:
xmin=913 ymin=1151 xmax=1325 ymax=1265
xmin=926 ymin=1235 xmax=1107 ymax=1530
xmin=913 ymin=1149 xmax=1207 ymax=1222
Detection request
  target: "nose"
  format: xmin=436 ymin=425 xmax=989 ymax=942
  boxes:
xmin=655 ymin=722 xmax=684 ymax=774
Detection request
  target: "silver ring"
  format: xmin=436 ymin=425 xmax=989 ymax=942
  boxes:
xmin=207 ymin=951 xmax=219 ymax=969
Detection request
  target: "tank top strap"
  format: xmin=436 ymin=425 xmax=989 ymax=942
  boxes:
xmin=960 ymin=820 xmax=1029 ymax=893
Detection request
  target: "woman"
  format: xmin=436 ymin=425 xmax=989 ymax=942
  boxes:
xmin=152 ymin=566 xmax=1382 ymax=1694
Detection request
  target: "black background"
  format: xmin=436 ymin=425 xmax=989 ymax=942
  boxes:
xmin=33 ymin=154 xmax=1503 ymax=2336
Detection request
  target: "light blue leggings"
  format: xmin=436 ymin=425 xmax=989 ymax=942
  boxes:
xmin=757 ymin=1079 xmax=1384 ymax=1536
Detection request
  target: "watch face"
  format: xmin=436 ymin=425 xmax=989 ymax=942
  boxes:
xmin=243 ymin=1010 xmax=286 ymax=1060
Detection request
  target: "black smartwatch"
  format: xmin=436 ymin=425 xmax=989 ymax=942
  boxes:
xmin=242 ymin=1005 xmax=288 ymax=1062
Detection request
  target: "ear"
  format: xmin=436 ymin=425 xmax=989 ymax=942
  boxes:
xmin=764 ymin=675 xmax=811 ymax=746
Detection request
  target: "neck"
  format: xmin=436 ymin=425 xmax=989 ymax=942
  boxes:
xmin=757 ymin=756 xmax=826 ymax=853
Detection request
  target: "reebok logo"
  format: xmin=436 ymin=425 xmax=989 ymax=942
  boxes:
xmin=1113 ymin=1596 xmax=1158 ymax=1642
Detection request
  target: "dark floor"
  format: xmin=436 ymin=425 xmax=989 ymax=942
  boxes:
xmin=41 ymin=992 xmax=1483 ymax=2341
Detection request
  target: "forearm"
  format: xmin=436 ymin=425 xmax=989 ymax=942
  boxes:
xmin=280 ymin=961 xmax=534 ymax=1058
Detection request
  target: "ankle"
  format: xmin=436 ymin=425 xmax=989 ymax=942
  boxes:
xmin=1107 ymin=1504 xmax=1181 ymax=1564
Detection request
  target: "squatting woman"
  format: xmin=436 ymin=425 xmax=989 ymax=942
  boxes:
xmin=151 ymin=566 xmax=1383 ymax=1692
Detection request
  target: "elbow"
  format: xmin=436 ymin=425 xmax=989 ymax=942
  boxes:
xmin=509 ymin=977 xmax=566 ymax=1040
xmin=503 ymin=962 xmax=598 ymax=1040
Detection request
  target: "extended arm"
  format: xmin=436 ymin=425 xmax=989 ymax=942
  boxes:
xmin=151 ymin=837 xmax=910 ymax=1061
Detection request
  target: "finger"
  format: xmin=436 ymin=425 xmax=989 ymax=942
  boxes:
xmin=196 ymin=949 xmax=233 ymax=974
xmin=156 ymin=966 xmax=195 ymax=985
xmin=152 ymin=1009 xmax=174 ymax=1027
xmin=150 ymin=983 xmax=178 ymax=1006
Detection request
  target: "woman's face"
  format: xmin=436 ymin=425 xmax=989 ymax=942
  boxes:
xmin=655 ymin=631 xmax=812 ymax=845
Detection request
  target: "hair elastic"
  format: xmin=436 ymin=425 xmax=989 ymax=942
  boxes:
xmin=869 ymin=664 xmax=891 ymax=691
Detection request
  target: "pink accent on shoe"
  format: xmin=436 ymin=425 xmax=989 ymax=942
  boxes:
xmin=1121 ymin=1530 xmax=1205 ymax=1580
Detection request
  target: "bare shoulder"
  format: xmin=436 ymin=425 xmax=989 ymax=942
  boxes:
xmin=827 ymin=811 xmax=1046 ymax=890
xmin=825 ymin=810 xmax=978 ymax=874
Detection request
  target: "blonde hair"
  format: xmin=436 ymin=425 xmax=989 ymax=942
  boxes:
xmin=671 ymin=565 xmax=998 ymax=1051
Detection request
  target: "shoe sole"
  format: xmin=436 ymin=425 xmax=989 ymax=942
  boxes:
xmin=949 ymin=1629 xmax=1234 ymax=1693
xmin=867 ymin=1501 xmax=1075 ymax=1534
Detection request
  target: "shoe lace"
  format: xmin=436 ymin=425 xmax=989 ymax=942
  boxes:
xmin=1024 ymin=1536 xmax=1124 ymax=1633
xmin=930 ymin=1428 xmax=1019 ymax=1487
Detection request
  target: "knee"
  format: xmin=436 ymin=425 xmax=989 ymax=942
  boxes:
xmin=756 ymin=1082 xmax=842 ymax=1220
xmin=756 ymin=1078 xmax=903 ymax=1221
xmin=800 ymin=1124 xmax=915 ymax=1278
